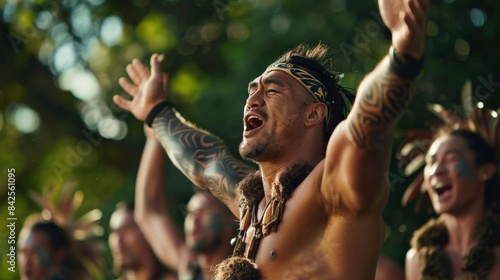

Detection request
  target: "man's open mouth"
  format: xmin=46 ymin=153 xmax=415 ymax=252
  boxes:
xmin=432 ymin=183 xmax=452 ymax=197
xmin=245 ymin=115 xmax=264 ymax=131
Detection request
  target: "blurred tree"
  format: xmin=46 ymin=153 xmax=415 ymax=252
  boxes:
xmin=1 ymin=0 xmax=499 ymax=278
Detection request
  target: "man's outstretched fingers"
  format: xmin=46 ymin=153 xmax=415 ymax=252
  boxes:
xmin=133 ymin=58 xmax=151 ymax=81
xmin=150 ymin=54 xmax=162 ymax=81
xmin=113 ymin=95 xmax=131 ymax=111
xmin=119 ymin=77 xmax=138 ymax=97
xmin=406 ymin=0 xmax=425 ymax=28
xmin=126 ymin=63 xmax=143 ymax=86
xmin=414 ymin=0 xmax=429 ymax=26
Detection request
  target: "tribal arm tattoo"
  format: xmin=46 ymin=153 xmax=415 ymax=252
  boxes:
xmin=151 ymin=106 xmax=255 ymax=212
xmin=347 ymin=56 xmax=413 ymax=148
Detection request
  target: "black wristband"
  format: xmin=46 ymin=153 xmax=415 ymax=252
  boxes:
xmin=389 ymin=46 xmax=424 ymax=80
xmin=145 ymin=101 xmax=173 ymax=127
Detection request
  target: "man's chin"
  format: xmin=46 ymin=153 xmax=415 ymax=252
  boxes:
xmin=239 ymin=146 xmax=260 ymax=162
xmin=189 ymin=241 xmax=210 ymax=253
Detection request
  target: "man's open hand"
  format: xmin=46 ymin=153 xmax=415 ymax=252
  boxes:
xmin=379 ymin=0 xmax=429 ymax=59
xmin=113 ymin=54 xmax=168 ymax=122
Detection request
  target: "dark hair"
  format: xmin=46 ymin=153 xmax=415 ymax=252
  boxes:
xmin=272 ymin=43 xmax=335 ymax=74
xmin=272 ymin=42 xmax=355 ymax=146
xmin=449 ymin=130 xmax=495 ymax=164
xmin=31 ymin=221 xmax=70 ymax=253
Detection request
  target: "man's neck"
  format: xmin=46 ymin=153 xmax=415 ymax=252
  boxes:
xmin=444 ymin=206 xmax=485 ymax=254
xmin=258 ymin=155 xmax=322 ymax=202
xmin=196 ymin=247 xmax=233 ymax=280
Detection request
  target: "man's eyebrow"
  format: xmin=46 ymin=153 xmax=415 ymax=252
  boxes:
xmin=247 ymin=76 xmax=285 ymax=91
xmin=248 ymin=80 xmax=258 ymax=90
xmin=263 ymin=77 xmax=285 ymax=87
xmin=427 ymin=148 xmax=464 ymax=160
xmin=445 ymin=149 xmax=464 ymax=156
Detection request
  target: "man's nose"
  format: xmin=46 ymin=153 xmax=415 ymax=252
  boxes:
xmin=428 ymin=160 xmax=446 ymax=177
xmin=246 ymin=85 xmax=265 ymax=109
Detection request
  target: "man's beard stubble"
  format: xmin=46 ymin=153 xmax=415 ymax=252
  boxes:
xmin=239 ymin=126 xmax=273 ymax=161
xmin=189 ymin=235 xmax=222 ymax=253
xmin=239 ymin=139 xmax=266 ymax=161
xmin=240 ymin=108 xmax=270 ymax=161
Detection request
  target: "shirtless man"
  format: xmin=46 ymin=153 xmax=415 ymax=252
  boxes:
xmin=114 ymin=0 xmax=428 ymax=278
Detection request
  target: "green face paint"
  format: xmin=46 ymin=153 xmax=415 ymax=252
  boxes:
xmin=34 ymin=245 xmax=52 ymax=267
xmin=26 ymin=231 xmax=53 ymax=268
xmin=454 ymin=157 xmax=477 ymax=182
xmin=19 ymin=230 xmax=54 ymax=280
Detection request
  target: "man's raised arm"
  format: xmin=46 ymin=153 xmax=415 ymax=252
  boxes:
xmin=134 ymin=125 xmax=185 ymax=269
xmin=113 ymin=55 xmax=253 ymax=215
xmin=323 ymin=0 xmax=429 ymax=213
xmin=348 ymin=0 xmax=428 ymax=146
xmin=151 ymin=107 xmax=254 ymax=216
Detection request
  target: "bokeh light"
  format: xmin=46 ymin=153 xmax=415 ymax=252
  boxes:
xmin=270 ymin=14 xmax=291 ymax=35
xmin=469 ymin=8 xmax=487 ymax=27
xmin=58 ymin=67 xmax=101 ymax=101
xmin=98 ymin=117 xmax=128 ymax=140
xmin=6 ymin=104 xmax=41 ymax=134
xmin=329 ymin=0 xmax=346 ymax=12
xmin=226 ymin=22 xmax=248 ymax=42
xmin=71 ymin=4 xmax=93 ymax=38
xmin=100 ymin=16 xmax=123 ymax=46
xmin=454 ymin=38 xmax=470 ymax=61
xmin=52 ymin=42 xmax=78 ymax=73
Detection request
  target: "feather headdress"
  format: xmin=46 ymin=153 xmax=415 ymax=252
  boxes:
xmin=22 ymin=180 xmax=106 ymax=279
xmin=398 ymin=80 xmax=500 ymax=210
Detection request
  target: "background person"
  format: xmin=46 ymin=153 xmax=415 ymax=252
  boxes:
xmin=108 ymin=202 xmax=177 ymax=280
xmin=18 ymin=219 xmax=72 ymax=280
xmin=18 ymin=183 xmax=106 ymax=280
xmin=402 ymin=98 xmax=500 ymax=279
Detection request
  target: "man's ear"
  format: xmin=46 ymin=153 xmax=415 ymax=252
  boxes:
xmin=305 ymin=103 xmax=327 ymax=127
xmin=481 ymin=162 xmax=496 ymax=182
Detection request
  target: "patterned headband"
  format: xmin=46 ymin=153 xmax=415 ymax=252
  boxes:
xmin=266 ymin=56 xmax=336 ymax=132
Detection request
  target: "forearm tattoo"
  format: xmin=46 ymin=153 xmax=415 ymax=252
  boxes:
xmin=348 ymin=72 xmax=412 ymax=148
xmin=152 ymin=107 xmax=254 ymax=203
